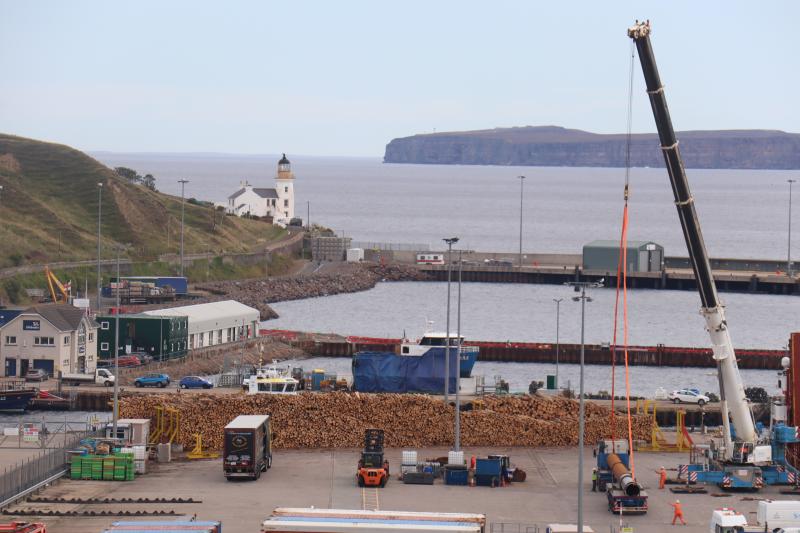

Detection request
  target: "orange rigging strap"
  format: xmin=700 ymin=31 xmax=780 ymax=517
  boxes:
xmin=609 ymin=40 xmax=637 ymax=478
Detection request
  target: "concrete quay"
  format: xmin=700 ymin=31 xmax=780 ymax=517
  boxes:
xmin=3 ymin=446 xmax=789 ymax=533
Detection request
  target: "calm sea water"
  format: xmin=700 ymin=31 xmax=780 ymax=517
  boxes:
xmin=88 ymin=154 xmax=798 ymax=394
xmin=91 ymin=153 xmax=797 ymax=259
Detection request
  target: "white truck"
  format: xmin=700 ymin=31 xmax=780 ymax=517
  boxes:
xmin=709 ymin=502 xmax=800 ymax=533
xmin=262 ymin=508 xmax=485 ymax=533
xmin=757 ymin=500 xmax=800 ymax=532
xmin=61 ymin=368 xmax=115 ymax=387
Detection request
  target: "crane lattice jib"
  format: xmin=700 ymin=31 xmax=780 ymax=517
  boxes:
xmin=627 ymin=20 xmax=756 ymax=446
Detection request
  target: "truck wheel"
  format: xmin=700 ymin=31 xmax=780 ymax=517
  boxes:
xmin=357 ymin=476 xmax=365 ymax=487
xmin=380 ymin=476 xmax=387 ymax=488
xmin=255 ymin=467 xmax=261 ymax=480
xmin=697 ymin=399 xmax=706 ymax=406
xmin=105 ymin=381 xmax=112 ymax=387
xmin=135 ymin=382 xmax=142 ymax=388
xmin=267 ymin=455 xmax=272 ymax=469
xmin=180 ymin=384 xmax=187 ymax=389
xmin=159 ymin=382 xmax=166 ymax=388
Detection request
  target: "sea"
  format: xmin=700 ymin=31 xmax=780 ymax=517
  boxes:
xmin=90 ymin=153 xmax=799 ymax=395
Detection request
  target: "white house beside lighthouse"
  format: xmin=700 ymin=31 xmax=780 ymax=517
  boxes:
xmin=226 ymin=153 xmax=296 ymax=226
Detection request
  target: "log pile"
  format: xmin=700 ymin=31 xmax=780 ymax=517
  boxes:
xmin=120 ymin=392 xmax=652 ymax=450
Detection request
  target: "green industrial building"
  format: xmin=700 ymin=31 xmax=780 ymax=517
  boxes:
xmin=96 ymin=314 xmax=188 ymax=362
xmin=582 ymin=240 xmax=664 ymax=273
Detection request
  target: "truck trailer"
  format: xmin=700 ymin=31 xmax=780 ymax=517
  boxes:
xmin=223 ymin=414 xmax=272 ymax=480
xmin=262 ymin=509 xmax=485 ymax=533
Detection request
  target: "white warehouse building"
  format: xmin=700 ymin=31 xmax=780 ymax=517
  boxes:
xmin=142 ymin=300 xmax=259 ymax=350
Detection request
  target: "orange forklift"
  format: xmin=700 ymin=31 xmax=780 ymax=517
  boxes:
xmin=356 ymin=429 xmax=389 ymax=488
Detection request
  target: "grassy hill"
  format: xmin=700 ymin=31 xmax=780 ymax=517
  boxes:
xmin=0 ymin=134 xmax=286 ymax=268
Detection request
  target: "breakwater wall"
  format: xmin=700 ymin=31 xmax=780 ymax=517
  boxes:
xmin=269 ymin=332 xmax=785 ymax=370
xmin=420 ymin=265 xmax=800 ymax=296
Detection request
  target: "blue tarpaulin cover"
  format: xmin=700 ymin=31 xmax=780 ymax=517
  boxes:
xmin=352 ymin=349 xmax=459 ymax=393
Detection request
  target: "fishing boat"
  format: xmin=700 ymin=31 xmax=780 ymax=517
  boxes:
xmin=243 ymin=364 xmax=299 ymax=395
xmin=352 ymin=331 xmax=480 ymax=394
xmin=0 ymin=380 xmax=37 ymax=412
xmin=399 ymin=331 xmax=479 ymax=377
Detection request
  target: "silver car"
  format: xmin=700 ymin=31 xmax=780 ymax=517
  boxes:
xmin=668 ymin=388 xmax=710 ymax=406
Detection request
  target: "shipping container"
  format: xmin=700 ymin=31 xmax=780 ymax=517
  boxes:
xmin=110 ymin=276 xmax=189 ymax=295
xmin=223 ymin=415 xmax=272 ymax=480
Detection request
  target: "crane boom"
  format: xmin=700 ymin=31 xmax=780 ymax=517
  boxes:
xmin=627 ymin=21 xmax=757 ymax=450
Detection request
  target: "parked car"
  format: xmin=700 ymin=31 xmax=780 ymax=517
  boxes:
xmin=117 ymin=355 xmax=142 ymax=368
xmin=179 ymin=376 xmax=213 ymax=389
xmin=25 ymin=368 xmax=48 ymax=382
xmin=132 ymin=353 xmax=153 ymax=365
xmin=668 ymin=388 xmax=710 ymax=406
xmin=134 ymin=373 xmax=171 ymax=388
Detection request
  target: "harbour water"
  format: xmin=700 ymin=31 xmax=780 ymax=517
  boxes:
xmin=265 ymin=281 xmax=799 ymax=349
xmin=92 ymin=153 xmax=798 ymax=259
xmin=89 ymin=154 xmax=798 ymax=396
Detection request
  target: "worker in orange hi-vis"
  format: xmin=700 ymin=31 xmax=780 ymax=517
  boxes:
xmin=657 ymin=466 xmax=667 ymax=489
xmin=671 ymin=499 xmax=687 ymax=525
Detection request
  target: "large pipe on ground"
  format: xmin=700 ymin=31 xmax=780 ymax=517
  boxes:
xmin=606 ymin=453 xmax=641 ymax=497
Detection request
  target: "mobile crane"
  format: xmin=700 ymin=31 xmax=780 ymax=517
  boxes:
xmin=628 ymin=20 xmax=800 ymax=490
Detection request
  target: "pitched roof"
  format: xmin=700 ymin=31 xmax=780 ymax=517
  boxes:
xmin=228 ymin=188 xmax=246 ymax=200
xmin=253 ymin=188 xmax=278 ymax=199
xmin=228 ymin=187 xmax=278 ymax=200
xmin=23 ymin=304 xmax=90 ymax=331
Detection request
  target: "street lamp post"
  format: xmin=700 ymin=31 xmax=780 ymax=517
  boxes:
xmin=178 ymin=179 xmax=189 ymax=276
xmin=567 ymin=280 xmax=602 ymax=533
xmin=789 ymin=179 xmax=796 ymax=277
xmin=112 ymin=246 xmax=122 ymax=440
xmin=553 ymin=298 xmax=563 ymax=390
xmin=96 ymin=183 xmax=103 ymax=310
xmin=455 ymin=249 xmax=463 ymax=451
xmin=443 ymin=237 xmax=459 ymax=404
xmin=517 ymin=176 xmax=525 ymax=268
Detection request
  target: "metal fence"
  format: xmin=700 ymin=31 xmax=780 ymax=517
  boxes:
xmin=0 ymin=429 xmax=101 ymax=509
xmin=351 ymin=241 xmax=430 ymax=252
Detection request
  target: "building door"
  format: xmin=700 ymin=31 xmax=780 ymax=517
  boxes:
xmin=33 ymin=359 xmax=55 ymax=377
xmin=77 ymin=356 xmax=86 ymax=374
xmin=20 ymin=359 xmax=29 ymax=376
xmin=5 ymin=358 xmax=16 ymax=377
xmin=649 ymin=248 xmax=663 ymax=272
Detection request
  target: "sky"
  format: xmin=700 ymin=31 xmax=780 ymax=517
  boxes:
xmin=1 ymin=1 xmax=798 ymax=157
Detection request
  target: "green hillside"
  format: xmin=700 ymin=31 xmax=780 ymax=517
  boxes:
xmin=0 ymin=134 xmax=285 ymax=268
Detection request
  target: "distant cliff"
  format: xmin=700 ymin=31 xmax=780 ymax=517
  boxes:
xmin=383 ymin=126 xmax=800 ymax=169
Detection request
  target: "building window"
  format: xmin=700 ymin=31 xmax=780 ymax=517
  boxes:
xmin=88 ymin=333 xmax=94 ymax=341
xmin=5 ymin=336 xmax=16 ymax=345
xmin=101 ymin=342 xmax=109 ymax=350
xmin=34 ymin=337 xmax=55 ymax=346
xmin=63 ymin=336 xmax=70 ymax=345
xmin=101 ymin=321 xmax=109 ymax=330
xmin=284 ymin=199 xmax=289 ymax=207
xmin=284 ymin=186 xmax=288 ymax=193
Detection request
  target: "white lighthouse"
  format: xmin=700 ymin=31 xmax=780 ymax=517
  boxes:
xmin=275 ymin=153 xmax=295 ymax=224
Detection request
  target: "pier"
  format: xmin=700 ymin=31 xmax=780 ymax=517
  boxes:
xmin=418 ymin=263 xmax=800 ymax=295
xmin=299 ymin=336 xmax=786 ymax=370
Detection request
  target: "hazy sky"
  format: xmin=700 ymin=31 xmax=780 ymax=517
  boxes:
xmin=1 ymin=1 xmax=797 ymax=156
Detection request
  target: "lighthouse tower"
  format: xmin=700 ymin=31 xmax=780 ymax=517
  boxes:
xmin=275 ymin=153 xmax=295 ymax=224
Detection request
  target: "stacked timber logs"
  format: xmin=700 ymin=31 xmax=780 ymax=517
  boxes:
xmin=120 ymin=392 xmax=651 ymax=450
